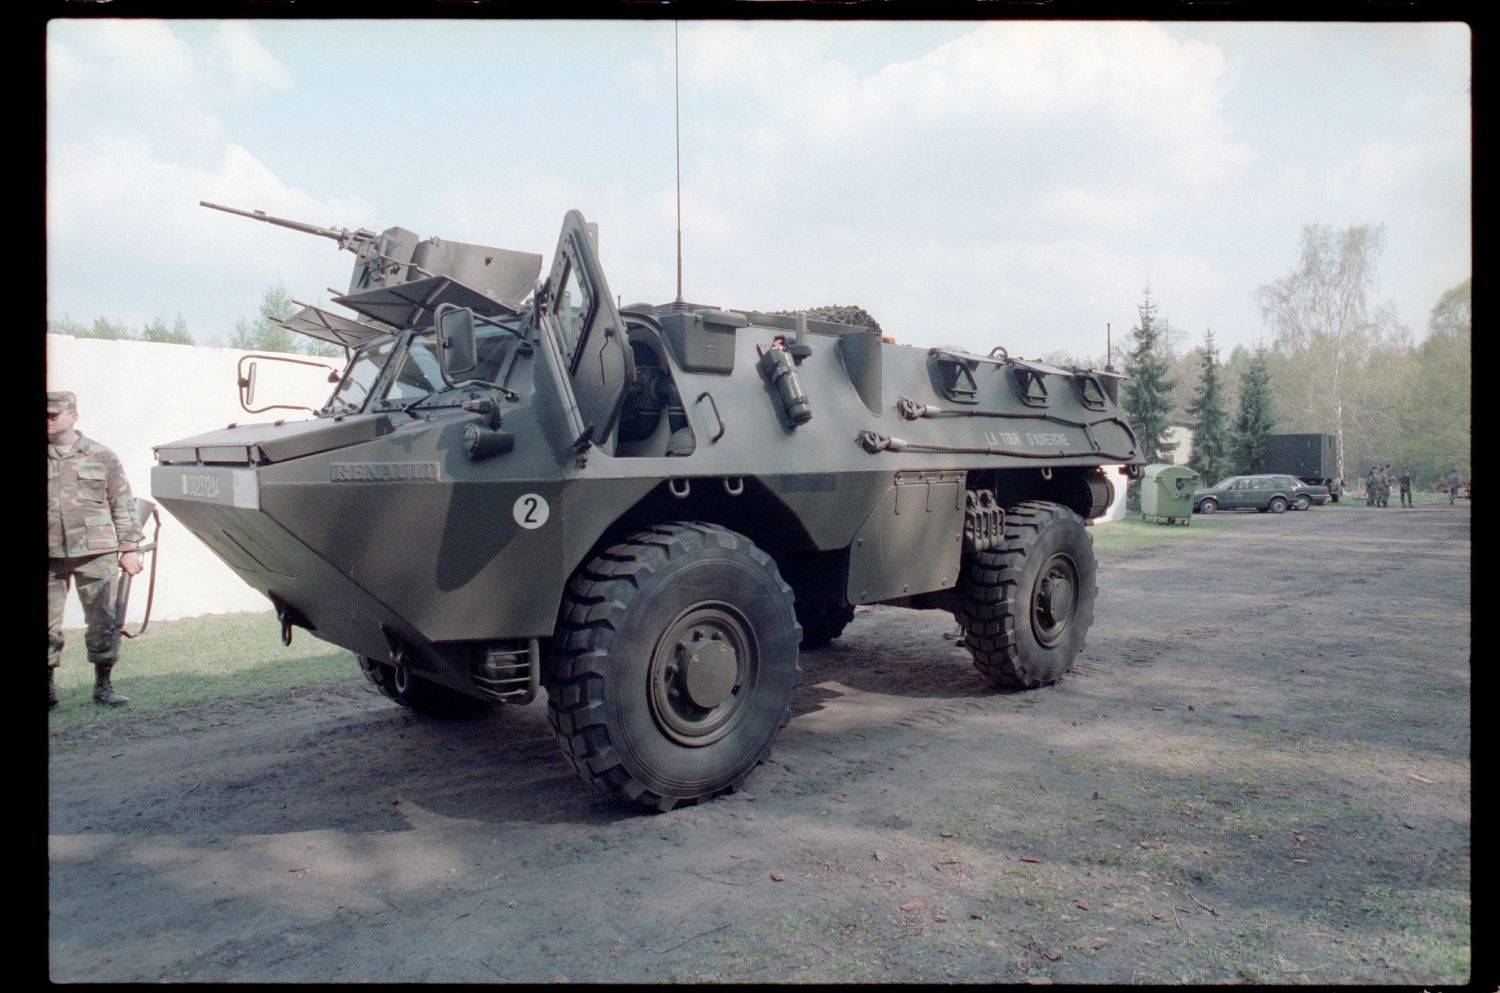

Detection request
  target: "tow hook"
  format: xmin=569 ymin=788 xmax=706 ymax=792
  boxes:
xmin=392 ymin=648 xmax=413 ymax=695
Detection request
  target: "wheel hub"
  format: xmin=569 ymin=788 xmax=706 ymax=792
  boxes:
xmin=650 ymin=605 xmax=754 ymax=746
xmin=679 ymin=636 xmax=739 ymax=709
xmin=1033 ymin=556 xmax=1079 ymax=648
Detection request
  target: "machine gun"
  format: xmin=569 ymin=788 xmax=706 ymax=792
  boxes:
xmin=200 ymin=200 xmax=426 ymax=294
xmin=199 ymin=200 xmax=543 ymax=306
xmin=199 ymin=200 xmax=380 ymax=253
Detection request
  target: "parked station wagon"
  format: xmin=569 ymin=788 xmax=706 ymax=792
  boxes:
xmin=1192 ymin=474 xmax=1314 ymax=514
xmin=1267 ymin=474 xmax=1330 ymax=510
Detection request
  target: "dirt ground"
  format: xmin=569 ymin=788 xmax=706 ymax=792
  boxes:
xmin=47 ymin=504 xmax=1472 ymax=984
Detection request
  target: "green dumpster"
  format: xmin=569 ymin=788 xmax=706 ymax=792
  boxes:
xmin=1141 ymin=463 xmax=1199 ymax=525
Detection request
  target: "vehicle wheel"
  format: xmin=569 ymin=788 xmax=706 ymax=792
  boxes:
xmin=356 ymin=654 xmax=490 ymax=716
xmin=1268 ymin=496 xmax=1289 ymax=514
xmin=796 ymin=599 xmax=855 ymax=650
xmin=1293 ymin=494 xmax=1311 ymax=511
xmin=1197 ymin=498 xmax=1217 ymax=515
xmin=956 ymin=501 xmax=1096 ymax=690
xmin=545 ymin=523 xmax=802 ymax=812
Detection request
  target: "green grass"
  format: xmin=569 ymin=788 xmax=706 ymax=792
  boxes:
xmin=1089 ymin=512 xmax=1241 ymax=553
xmin=49 ymin=611 xmax=355 ymax=728
xmin=1355 ymin=885 xmax=1471 ymax=982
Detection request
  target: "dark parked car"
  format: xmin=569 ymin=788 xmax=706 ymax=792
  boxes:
xmin=1192 ymin=474 xmax=1313 ymax=515
xmin=1268 ymin=474 xmax=1330 ymax=510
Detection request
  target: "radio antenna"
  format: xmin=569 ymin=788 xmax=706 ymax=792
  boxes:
xmin=674 ymin=20 xmax=684 ymax=303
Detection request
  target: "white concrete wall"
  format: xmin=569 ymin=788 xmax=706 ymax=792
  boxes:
xmin=47 ymin=334 xmax=334 ymax=627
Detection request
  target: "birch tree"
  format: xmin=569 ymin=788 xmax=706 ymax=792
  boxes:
xmin=1254 ymin=224 xmax=1385 ymax=487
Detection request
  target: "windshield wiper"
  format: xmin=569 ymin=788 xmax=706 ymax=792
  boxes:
xmin=322 ymin=396 xmax=363 ymax=417
xmin=402 ymin=380 xmax=519 ymax=417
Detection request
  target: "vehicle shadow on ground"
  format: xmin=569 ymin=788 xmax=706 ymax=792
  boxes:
xmin=790 ymin=606 xmax=1022 ymax=719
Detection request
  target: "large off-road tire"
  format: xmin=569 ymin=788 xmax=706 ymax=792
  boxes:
xmin=356 ymin=655 xmax=489 ymax=716
xmin=796 ymin=600 xmax=855 ymax=650
xmin=956 ymin=501 xmax=1097 ymax=690
xmin=545 ymin=523 xmax=802 ymax=812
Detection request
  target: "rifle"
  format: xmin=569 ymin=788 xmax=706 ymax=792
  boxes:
xmin=114 ymin=497 xmax=162 ymax=643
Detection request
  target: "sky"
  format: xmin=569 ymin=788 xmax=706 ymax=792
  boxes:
xmin=46 ymin=17 xmax=1471 ymax=364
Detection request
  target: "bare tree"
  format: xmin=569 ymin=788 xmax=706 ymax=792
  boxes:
xmin=1254 ymin=224 xmax=1388 ymax=488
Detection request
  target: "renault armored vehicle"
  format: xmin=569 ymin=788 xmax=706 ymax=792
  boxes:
xmin=153 ymin=204 xmax=1144 ymax=811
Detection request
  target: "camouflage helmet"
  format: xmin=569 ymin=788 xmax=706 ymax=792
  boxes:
xmin=47 ymin=391 xmax=77 ymax=414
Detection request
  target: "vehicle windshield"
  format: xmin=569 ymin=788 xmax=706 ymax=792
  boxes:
xmin=322 ymin=339 xmax=395 ymax=415
xmin=373 ymin=320 xmax=530 ymax=411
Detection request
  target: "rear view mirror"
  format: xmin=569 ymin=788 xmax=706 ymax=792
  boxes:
xmin=235 ymin=353 xmax=341 ymax=415
xmin=239 ymin=361 xmax=258 ymax=409
xmin=436 ymin=304 xmax=477 ymax=383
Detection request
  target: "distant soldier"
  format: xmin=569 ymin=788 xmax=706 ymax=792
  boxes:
xmin=1447 ymin=468 xmax=1463 ymax=505
xmin=1366 ymin=467 xmax=1378 ymax=506
xmin=48 ymin=391 xmax=143 ymax=709
xmin=1398 ymin=466 xmax=1413 ymax=508
xmin=1378 ymin=464 xmax=1392 ymax=508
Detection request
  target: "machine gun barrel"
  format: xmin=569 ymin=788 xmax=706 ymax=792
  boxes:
xmin=199 ymin=200 xmax=376 ymax=251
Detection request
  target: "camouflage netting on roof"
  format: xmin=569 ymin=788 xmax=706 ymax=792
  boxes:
xmin=773 ymin=305 xmax=884 ymax=337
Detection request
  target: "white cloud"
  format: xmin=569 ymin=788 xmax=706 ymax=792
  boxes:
xmin=45 ymin=29 xmax=90 ymax=91
xmin=48 ymin=129 xmax=375 ymax=333
xmin=1045 ymin=186 xmax=1167 ymax=229
xmin=92 ymin=19 xmax=198 ymax=92
xmin=825 ymin=23 xmax=1251 ymax=187
xmin=209 ymin=22 xmax=293 ymax=94
xmin=659 ymin=21 xmax=1253 ymax=251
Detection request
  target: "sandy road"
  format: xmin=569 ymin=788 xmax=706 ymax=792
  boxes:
xmin=47 ymin=503 xmax=1471 ymax=983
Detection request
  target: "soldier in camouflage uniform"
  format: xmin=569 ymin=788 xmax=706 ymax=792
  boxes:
xmin=48 ymin=391 xmax=143 ymax=709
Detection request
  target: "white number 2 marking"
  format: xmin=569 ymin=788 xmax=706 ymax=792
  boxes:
xmin=512 ymin=493 xmax=550 ymax=530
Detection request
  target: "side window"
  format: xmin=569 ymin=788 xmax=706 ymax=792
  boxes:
xmin=327 ymin=340 xmax=393 ymax=412
xmin=473 ymin=327 xmax=516 ymax=384
xmin=554 ymin=258 xmax=595 ymax=369
xmin=1077 ymin=374 xmax=1107 ymax=410
xmin=386 ymin=336 xmax=442 ymax=401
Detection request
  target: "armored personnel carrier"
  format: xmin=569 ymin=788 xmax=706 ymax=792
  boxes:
xmin=153 ymin=205 xmax=1144 ymax=811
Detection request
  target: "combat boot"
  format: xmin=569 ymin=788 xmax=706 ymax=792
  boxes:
xmin=49 ymin=669 xmax=59 ymax=710
xmin=92 ymin=664 xmax=130 ymax=707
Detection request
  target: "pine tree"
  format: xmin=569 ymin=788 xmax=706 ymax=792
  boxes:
xmin=1184 ymin=328 xmax=1230 ymax=485
xmin=1121 ymin=290 xmax=1177 ymax=463
xmin=1230 ymin=347 xmax=1275 ymax=473
xmin=229 ymin=283 xmax=298 ymax=353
